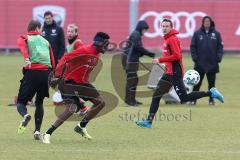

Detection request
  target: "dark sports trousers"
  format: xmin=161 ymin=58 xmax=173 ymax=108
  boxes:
xmin=59 ymin=80 xmax=100 ymax=103
xmin=193 ymin=72 xmax=216 ymax=101
xmin=125 ymin=71 xmax=138 ymax=103
xmin=17 ymin=69 xmax=50 ymax=105
xmin=122 ymin=55 xmax=139 ymax=104
xmin=147 ymin=74 xmax=210 ymax=122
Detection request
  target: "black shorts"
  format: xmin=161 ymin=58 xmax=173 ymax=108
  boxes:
xmin=59 ymin=80 xmax=100 ymax=102
xmin=17 ymin=69 xmax=50 ymax=105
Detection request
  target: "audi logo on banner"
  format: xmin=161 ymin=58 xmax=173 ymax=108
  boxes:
xmin=139 ymin=11 xmax=207 ymax=38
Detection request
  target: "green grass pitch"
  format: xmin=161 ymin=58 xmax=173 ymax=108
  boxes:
xmin=0 ymin=53 xmax=240 ymax=160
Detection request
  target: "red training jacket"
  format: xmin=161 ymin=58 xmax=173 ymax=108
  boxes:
xmin=55 ymin=44 xmax=100 ymax=84
xmin=17 ymin=31 xmax=55 ymax=70
xmin=158 ymin=29 xmax=184 ymax=76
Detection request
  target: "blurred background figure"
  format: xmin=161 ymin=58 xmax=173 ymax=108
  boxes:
xmin=66 ymin=24 xmax=83 ymax=53
xmin=190 ymin=16 xmax=224 ymax=105
xmin=42 ymin=11 xmax=65 ymax=65
xmin=122 ymin=20 xmax=155 ymax=107
xmin=52 ymin=23 xmax=88 ymax=116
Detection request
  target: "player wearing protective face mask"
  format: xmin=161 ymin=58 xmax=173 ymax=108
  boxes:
xmin=42 ymin=32 xmax=110 ymax=144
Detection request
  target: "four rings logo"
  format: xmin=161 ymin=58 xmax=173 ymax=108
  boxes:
xmin=139 ymin=11 xmax=206 ymax=38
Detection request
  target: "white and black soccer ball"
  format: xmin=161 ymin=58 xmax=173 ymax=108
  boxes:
xmin=183 ymin=69 xmax=200 ymax=86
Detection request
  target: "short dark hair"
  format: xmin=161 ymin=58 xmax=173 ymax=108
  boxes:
xmin=44 ymin=11 xmax=53 ymax=17
xmin=162 ymin=18 xmax=173 ymax=28
xmin=94 ymin=32 xmax=110 ymax=42
xmin=27 ymin=20 xmax=41 ymax=32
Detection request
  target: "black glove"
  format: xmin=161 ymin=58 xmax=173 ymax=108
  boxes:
xmin=217 ymin=57 xmax=222 ymax=63
xmin=148 ymin=52 xmax=155 ymax=58
xmin=48 ymin=71 xmax=62 ymax=90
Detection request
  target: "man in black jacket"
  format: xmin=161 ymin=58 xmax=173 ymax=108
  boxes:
xmin=122 ymin=20 xmax=155 ymax=107
xmin=190 ymin=16 xmax=224 ymax=105
xmin=42 ymin=11 xmax=65 ymax=64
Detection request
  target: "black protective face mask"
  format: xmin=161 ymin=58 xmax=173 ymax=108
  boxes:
xmin=93 ymin=40 xmax=114 ymax=53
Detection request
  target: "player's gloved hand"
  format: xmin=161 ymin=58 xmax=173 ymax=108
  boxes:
xmin=217 ymin=57 xmax=222 ymax=63
xmin=152 ymin=58 xmax=159 ymax=64
xmin=25 ymin=58 xmax=31 ymax=67
xmin=48 ymin=72 xmax=62 ymax=90
xmin=146 ymin=52 xmax=155 ymax=58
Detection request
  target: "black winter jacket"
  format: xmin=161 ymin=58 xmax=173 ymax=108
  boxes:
xmin=42 ymin=20 xmax=65 ymax=63
xmin=125 ymin=21 xmax=155 ymax=62
xmin=190 ymin=17 xmax=223 ymax=73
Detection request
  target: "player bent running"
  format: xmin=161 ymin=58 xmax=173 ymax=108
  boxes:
xmin=42 ymin=32 xmax=110 ymax=144
xmin=136 ymin=19 xmax=224 ymax=128
xmin=16 ymin=20 xmax=55 ymax=139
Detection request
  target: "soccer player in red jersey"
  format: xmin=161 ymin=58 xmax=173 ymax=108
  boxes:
xmin=136 ymin=19 xmax=224 ymax=128
xmin=42 ymin=32 xmax=110 ymax=143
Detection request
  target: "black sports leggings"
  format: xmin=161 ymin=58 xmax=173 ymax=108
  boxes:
xmin=147 ymin=74 xmax=210 ymax=122
xmin=34 ymin=95 xmax=44 ymax=132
